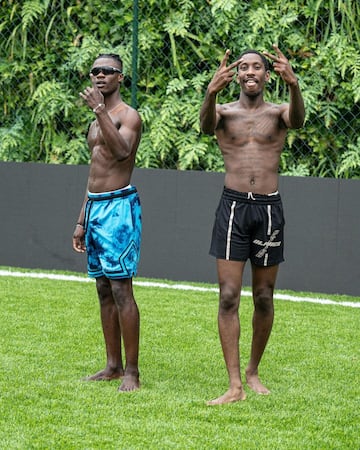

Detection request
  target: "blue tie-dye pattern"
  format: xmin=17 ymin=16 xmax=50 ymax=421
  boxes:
xmin=84 ymin=188 xmax=142 ymax=279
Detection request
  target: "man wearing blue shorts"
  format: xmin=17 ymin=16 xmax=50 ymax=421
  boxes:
xmin=200 ymin=46 xmax=305 ymax=404
xmin=73 ymin=53 xmax=142 ymax=392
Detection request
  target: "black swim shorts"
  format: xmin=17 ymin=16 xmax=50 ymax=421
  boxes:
xmin=210 ymin=187 xmax=285 ymax=267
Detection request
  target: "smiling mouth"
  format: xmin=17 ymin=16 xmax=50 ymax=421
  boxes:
xmin=245 ymin=79 xmax=257 ymax=86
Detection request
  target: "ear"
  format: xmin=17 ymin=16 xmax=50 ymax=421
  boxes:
xmin=118 ymin=73 xmax=124 ymax=84
xmin=265 ymin=70 xmax=271 ymax=83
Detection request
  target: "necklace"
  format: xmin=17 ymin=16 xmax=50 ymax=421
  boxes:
xmin=107 ymin=102 xmax=125 ymax=114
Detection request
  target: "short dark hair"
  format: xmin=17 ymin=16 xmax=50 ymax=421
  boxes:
xmin=95 ymin=53 xmax=123 ymax=70
xmin=238 ymin=49 xmax=270 ymax=71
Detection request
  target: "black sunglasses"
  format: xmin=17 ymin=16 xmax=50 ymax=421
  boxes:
xmin=90 ymin=66 xmax=122 ymax=76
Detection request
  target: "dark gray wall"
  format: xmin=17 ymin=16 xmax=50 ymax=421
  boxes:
xmin=0 ymin=162 xmax=359 ymax=296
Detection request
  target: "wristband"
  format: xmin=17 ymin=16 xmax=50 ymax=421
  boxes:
xmin=76 ymin=223 xmax=84 ymax=228
xmin=93 ymin=103 xmax=105 ymax=113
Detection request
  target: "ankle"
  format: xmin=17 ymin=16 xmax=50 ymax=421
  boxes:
xmin=245 ymin=367 xmax=258 ymax=377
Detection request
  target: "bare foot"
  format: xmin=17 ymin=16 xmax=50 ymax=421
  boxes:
xmin=245 ymin=371 xmax=270 ymax=395
xmin=118 ymin=373 xmax=140 ymax=392
xmin=207 ymin=387 xmax=247 ymax=406
xmin=83 ymin=368 xmax=124 ymax=381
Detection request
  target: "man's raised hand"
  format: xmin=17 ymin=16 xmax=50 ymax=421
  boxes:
xmin=207 ymin=49 xmax=242 ymax=95
xmin=79 ymin=74 xmax=105 ymax=110
xmin=263 ymin=45 xmax=298 ymax=86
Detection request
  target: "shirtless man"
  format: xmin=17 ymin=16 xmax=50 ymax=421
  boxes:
xmin=72 ymin=54 xmax=142 ymax=392
xmin=200 ymin=45 xmax=305 ymax=405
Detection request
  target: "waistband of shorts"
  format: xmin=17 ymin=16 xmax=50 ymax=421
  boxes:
xmin=87 ymin=185 xmax=137 ymax=201
xmin=223 ymin=187 xmax=281 ymax=204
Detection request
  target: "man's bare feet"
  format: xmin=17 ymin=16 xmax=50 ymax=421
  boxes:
xmin=83 ymin=368 xmax=124 ymax=381
xmin=207 ymin=386 xmax=247 ymax=406
xmin=245 ymin=370 xmax=270 ymax=395
xmin=118 ymin=373 xmax=140 ymax=392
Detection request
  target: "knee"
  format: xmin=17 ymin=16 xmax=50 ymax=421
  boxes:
xmin=110 ymin=281 xmax=133 ymax=309
xmin=253 ymin=287 xmax=274 ymax=315
xmin=96 ymin=277 xmax=113 ymax=304
xmin=219 ymin=284 xmax=240 ymax=313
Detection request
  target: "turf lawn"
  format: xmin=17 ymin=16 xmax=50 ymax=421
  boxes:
xmin=0 ymin=269 xmax=359 ymax=449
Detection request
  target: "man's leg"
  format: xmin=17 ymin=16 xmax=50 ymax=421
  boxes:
xmin=245 ymin=264 xmax=278 ymax=394
xmin=207 ymin=259 xmax=247 ymax=405
xmin=110 ymin=278 xmax=140 ymax=392
xmin=85 ymin=276 xmax=124 ymax=381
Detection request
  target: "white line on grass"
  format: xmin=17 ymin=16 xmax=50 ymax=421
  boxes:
xmin=0 ymin=270 xmax=359 ymax=308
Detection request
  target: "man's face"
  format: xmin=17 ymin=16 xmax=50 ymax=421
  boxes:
xmin=90 ymin=57 xmax=123 ymax=94
xmin=236 ymin=53 xmax=270 ymax=96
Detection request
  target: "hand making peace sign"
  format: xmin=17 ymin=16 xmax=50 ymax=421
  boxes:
xmin=263 ymin=45 xmax=298 ymax=86
xmin=207 ymin=49 xmax=242 ymax=95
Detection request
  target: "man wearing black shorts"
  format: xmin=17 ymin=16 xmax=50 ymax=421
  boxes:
xmin=200 ymin=45 xmax=305 ymax=405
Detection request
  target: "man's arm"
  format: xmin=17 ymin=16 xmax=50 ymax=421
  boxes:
xmin=263 ymin=45 xmax=305 ymax=129
xmin=200 ymin=50 xmax=241 ymax=135
xmin=200 ymin=90 xmax=219 ymax=135
xmin=80 ymin=76 xmax=141 ymax=160
xmin=286 ymin=79 xmax=305 ymax=129
xmin=72 ymin=186 xmax=89 ymax=253
xmin=95 ymin=106 xmax=142 ymax=160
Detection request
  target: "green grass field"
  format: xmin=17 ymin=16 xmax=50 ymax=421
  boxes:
xmin=0 ymin=268 xmax=359 ymax=449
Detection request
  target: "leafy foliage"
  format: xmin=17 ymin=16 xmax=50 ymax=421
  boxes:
xmin=0 ymin=0 xmax=359 ymax=177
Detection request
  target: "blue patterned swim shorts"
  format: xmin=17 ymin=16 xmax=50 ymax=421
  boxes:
xmin=84 ymin=186 xmax=142 ymax=279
